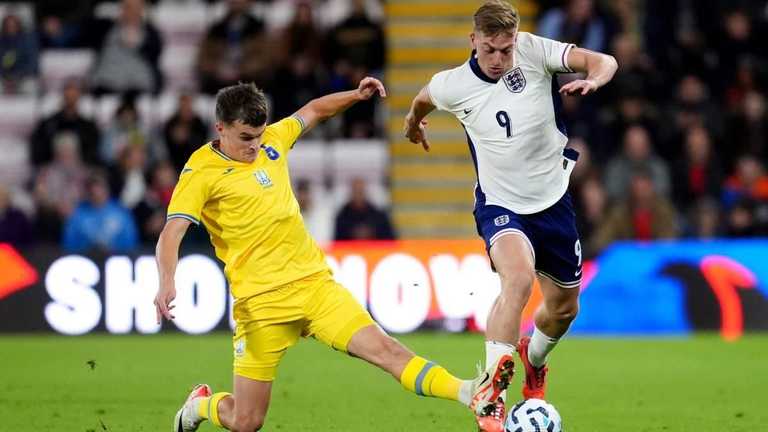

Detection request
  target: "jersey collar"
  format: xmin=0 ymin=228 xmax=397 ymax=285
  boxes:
xmin=469 ymin=50 xmax=499 ymax=84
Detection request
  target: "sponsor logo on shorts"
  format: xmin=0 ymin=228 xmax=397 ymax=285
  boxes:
xmin=235 ymin=338 xmax=246 ymax=358
xmin=494 ymin=215 xmax=510 ymax=226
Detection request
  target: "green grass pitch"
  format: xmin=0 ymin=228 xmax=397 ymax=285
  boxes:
xmin=1 ymin=333 xmax=766 ymax=431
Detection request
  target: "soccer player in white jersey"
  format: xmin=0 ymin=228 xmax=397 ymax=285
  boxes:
xmin=404 ymin=1 xmax=617 ymax=431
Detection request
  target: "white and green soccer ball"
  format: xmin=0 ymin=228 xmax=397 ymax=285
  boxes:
xmin=505 ymin=398 xmax=562 ymax=432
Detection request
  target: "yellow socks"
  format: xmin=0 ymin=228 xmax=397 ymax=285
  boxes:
xmin=400 ymin=356 xmax=462 ymax=401
xmin=197 ymin=392 xmax=231 ymax=428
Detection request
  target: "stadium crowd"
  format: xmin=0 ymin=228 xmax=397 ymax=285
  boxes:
xmin=0 ymin=0 xmax=767 ymax=257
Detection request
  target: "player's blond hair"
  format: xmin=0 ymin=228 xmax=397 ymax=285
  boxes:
xmin=474 ymin=0 xmax=519 ymax=36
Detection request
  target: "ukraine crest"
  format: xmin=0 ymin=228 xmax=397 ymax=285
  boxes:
xmin=254 ymin=169 xmax=273 ymax=187
xmin=503 ymin=67 xmax=526 ymax=93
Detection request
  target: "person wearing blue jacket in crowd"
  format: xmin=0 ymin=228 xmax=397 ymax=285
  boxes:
xmin=63 ymin=170 xmax=138 ymax=253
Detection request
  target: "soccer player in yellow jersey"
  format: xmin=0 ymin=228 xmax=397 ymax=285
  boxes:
xmin=154 ymin=79 xmax=486 ymax=432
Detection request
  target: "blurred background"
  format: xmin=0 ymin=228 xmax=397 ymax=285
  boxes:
xmin=1 ymin=0 xmax=767 ymax=338
xmin=1 ymin=0 xmax=767 ymax=430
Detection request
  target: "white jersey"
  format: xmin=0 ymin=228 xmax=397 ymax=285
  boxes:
xmin=428 ymin=32 xmax=577 ymax=214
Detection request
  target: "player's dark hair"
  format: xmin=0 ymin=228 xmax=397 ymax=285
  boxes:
xmin=474 ymin=0 xmax=519 ymax=36
xmin=215 ymin=83 xmax=268 ymax=128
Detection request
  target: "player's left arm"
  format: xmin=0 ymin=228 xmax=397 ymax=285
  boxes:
xmin=295 ymin=77 xmax=387 ymax=133
xmin=559 ymin=47 xmax=618 ymax=96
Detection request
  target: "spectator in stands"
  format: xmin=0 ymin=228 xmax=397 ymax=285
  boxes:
xmin=109 ymin=144 xmax=147 ymax=210
xmin=163 ymin=93 xmax=209 ymax=173
xmin=277 ymin=1 xmax=323 ymax=66
xmin=685 ymin=197 xmax=723 ymax=239
xmin=36 ymin=0 xmax=92 ymax=48
xmin=725 ymin=91 xmax=768 ymax=168
xmin=672 ymin=125 xmax=722 ymax=211
xmin=538 ymin=0 xmax=607 ymax=52
xmin=29 ymin=79 xmax=100 ymax=167
xmin=197 ymin=0 xmax=270 ymax=94
xmin=661 ymin=74 xmax=722 ymax=160
xmin=604 ymin=125 xmax=670 ymax=201
xmin=89 ymin=0 xmax=164 ymax=94
xmin=62 ymin=170 xmax=138 ymax=253
xmin=100 ymin=96 xmax=159 ymax=166
xmin=326 ymin=0 xmax=385 ymax=74
xmin=269 ymin=54 xmax=324 ymax=123
xmin=591 ymin=168 xmax=679 ymax=252
xmin=0 ymin=184 xmax=32 ymax=246
xmin=295 ymin=178 xmax=333 ymax=244
xmin=133 ymin=160 xmax=177 ymax=243
xmin=574 ymin=173 xmax=606 ymax=258
xmin=715 ymin=9 xmax=763 ymax=89
xmin=0 ymin=13 xmax=38 ymax=94
xmin=334 ymin=178 xmax=395 ymax=240
xmin=721 ymin=155 xmax=768 ymax=209
xmin=725 ymin=199 xmax=761 ymax=238
xmin=32 ymin=132 xmax=89 ymax=243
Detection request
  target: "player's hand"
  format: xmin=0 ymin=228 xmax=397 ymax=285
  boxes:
xmin=357 ymin=77 xmax=387 ymax=100
xmin=559 ymin=79 xmax=599 ymax=96
xmin=154 ymin=285 xmax=176 ymax=324
xmin=404 ymin=114 xmax=430 ymax=152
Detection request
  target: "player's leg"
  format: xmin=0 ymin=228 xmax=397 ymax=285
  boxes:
xmin=345 ymin=324 xmax=471 ymax=404
xmin=517 ymin=192 xmax=582 ymax=399
xmin=176 ymin=287 xmax=304 ymax=431
xmin=213 ymin=376 xmax=272 ymax=431
xmin=302 ymin=272 xmax=471 ymax=405
xmin=486 ymin=233 xmax=537 ymax=352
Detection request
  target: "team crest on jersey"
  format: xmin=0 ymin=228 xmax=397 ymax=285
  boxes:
xmin=254 ymin=169 xmax=273 ymax=187
xmin=503 ymin=67 xmax=526 ymax=93
xmin=494 ymin=215 xmax=510 ymax=226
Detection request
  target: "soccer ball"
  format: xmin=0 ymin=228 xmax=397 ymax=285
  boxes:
xmin=504 ymin=398 xmax=562 ymax=432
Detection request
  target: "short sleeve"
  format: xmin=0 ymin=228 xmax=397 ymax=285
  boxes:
xmin=427 ymin=69 xmax=457 ymax=112
xmin=264 ymin=116 xmax=305 ymax=153
xmin=167 ymin=167 xmax=210 ymax=225
xmin=538 ymin=35 xmax=575 ymax=74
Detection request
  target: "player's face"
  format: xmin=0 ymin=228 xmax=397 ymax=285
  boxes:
xmin=471 ymin=30 xmax=517 ymax=80
xmin=216 ymin=120 xmax=267 ymax=163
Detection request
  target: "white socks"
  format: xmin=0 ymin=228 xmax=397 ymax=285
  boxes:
xmin=485 ymin=340 xmax=516 ymax=369
xmin=528 ymin=326 xmax=560 ymax=368
xmin=458 ymin=381 xmax=473 ymax=406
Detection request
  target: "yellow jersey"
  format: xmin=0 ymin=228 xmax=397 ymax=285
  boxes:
xmin=166 ymin=116 xmax=328 ymax=298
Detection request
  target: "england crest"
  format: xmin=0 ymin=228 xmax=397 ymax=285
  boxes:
xmin=494 ymin=215 xmax=510 ymax=226
xmin=503 ymin=67 xmax=526 ymax=93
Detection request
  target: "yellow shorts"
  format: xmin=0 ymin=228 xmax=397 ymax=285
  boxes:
xmin=231 ymin=271 xmax=375 ymax=381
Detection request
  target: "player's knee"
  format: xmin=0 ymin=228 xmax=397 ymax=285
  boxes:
xmin=552 ymin=300 xmax=579 ymax=324
xmin=498 ymin=267 xmax=535 ymax=295
xmin=231 ymin=414 xmax=264 ymax=432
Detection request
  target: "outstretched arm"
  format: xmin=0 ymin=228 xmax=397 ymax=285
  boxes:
xmin=403 ymin=85 xmax=435 ymax=152
xmin=296 ymin=77 xmax=386 ymax=133
xmin=559 ymin=47 xmax=618 ymax=96
xmin=154 ymin=217 xmax=191 ymax=324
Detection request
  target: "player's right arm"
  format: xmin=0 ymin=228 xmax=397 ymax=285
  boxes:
xmin=154 ymin=217 xmax=191 ymax=324
xmin=404 ymin=85 xmax=435 ymax=152
xmin=154 ymin=159 xmax=209 ymax=324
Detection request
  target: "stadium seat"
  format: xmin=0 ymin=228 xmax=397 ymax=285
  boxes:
xmin=0 ymin=95 xmax=37 ymax=139
xmin=39 ymin=50 xmax=96 ymax=92
xmin=287 ymin=140 xmax=328 ymax=182
xmin=0 ymin=137 xmax=31 ymax=189
xmin=329 ymin=139 xmax=389 ymax=183
xmin=150 ymin=2 xmax=209 ymax=45
xmin=159 ymin=45 xmax=198 ymax=92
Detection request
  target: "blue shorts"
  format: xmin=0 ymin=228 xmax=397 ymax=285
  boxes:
xmin=474 ymin=192 xmax=582 ymax=288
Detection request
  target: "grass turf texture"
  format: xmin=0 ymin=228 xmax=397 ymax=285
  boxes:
xmin=1 ymin=333 xmax=766 ymax=431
